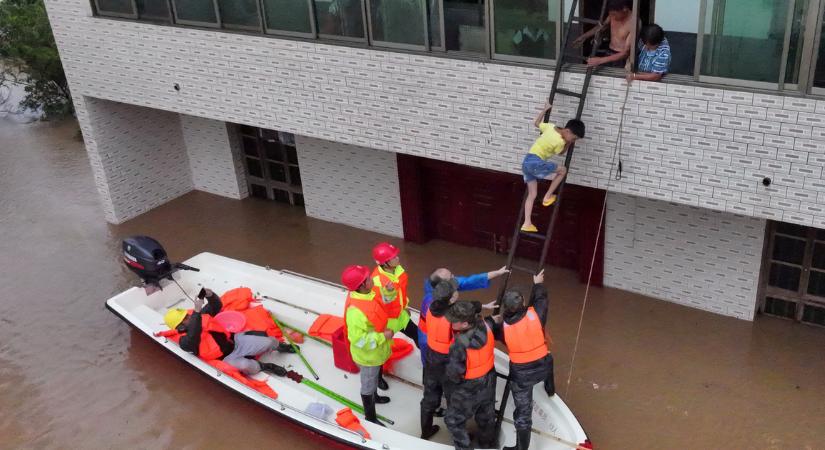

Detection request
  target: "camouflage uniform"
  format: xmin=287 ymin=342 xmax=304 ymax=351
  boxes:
xmin=420 ymin=299 xmax=451 ymax=417
xmin=488 ymin=284 xmax=554 ymax=433
xmin=444 ymin=320 xmax=498 ymax=450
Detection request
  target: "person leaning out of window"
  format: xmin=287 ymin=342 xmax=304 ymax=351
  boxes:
xmin=627 ymin=24 xmax=671 ymax=83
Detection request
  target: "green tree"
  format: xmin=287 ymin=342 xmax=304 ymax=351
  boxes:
xmin=0 ymin=0 xmax=72 ymax=119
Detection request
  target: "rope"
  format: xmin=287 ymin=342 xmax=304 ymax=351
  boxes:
xmin=564 ymin=80 xmax=632 ymax=398
xmin=172 ymin=278 xmax=195 ymax=303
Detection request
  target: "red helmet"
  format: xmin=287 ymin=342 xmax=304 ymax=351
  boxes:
xmin=341 ymin=265 xmax=371 ymax=291
xmin=372 ymin=242 xmax=400 ymax=265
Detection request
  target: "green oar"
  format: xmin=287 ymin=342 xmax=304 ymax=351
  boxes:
xmin=282 ymin=369 xmax=394 ymax=425
xmin=276 ymin=319 xmax=332 ymax=347
xmin=270 ymin=313 xmax=320 ymax=380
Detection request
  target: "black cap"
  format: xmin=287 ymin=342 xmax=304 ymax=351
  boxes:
xmin=433 ymin=279 xmax=457 ymax=302
xmin=502 ymin=290 xmax=524 ymax=314
xmin=446 ymin=301 xmax=477 ymax=323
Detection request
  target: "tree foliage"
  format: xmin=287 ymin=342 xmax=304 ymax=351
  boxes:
xmin=0 ymin=0 xmax=72 ymax=119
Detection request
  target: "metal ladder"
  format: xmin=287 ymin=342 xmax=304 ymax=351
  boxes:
xmin=493 ymin=0 xmax=611 ymax=434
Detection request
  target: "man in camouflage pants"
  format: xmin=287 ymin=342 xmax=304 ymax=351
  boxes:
xmin=444 ymin=301 xmax=498 ymax=450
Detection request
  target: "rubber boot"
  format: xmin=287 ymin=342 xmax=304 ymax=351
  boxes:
xmin=503 ymin=429 xmax=532 ymax=450
xmin=378 ymin=367 xmax=389 ymax=391
xmin=361 ymin=394 xmax=385 ymax=426
xmin=420 ymin=409 xmax=440 ymax=440
xmin=259 ymin=362 xmax=287 ymax=377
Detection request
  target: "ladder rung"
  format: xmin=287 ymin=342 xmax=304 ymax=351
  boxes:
xmin=510 ymin=264 xmax=537 ymax=274
xmin=519 ymin=230 xmax=548 ymax=240
xmin=555 ymin=88 xmax=583 ymax=99
xmin=572 ymin=16 xmax=601 ymax=25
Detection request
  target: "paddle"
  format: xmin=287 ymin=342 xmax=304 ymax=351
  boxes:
xmin=281 ymin=369 xmax=395 ymax=425
xmin=270 ymin=313 xmax=320 ymax=380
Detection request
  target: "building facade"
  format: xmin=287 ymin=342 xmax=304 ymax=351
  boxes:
xmin=44 ymin=0 xmax=825 ymax=325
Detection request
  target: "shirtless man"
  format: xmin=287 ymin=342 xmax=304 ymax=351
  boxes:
xmin=572 ymin=0 xmax=636 ymax=69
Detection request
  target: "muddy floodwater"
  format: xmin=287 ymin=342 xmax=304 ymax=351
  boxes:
xmin=1 ymin=118 xmax=824 ymax=449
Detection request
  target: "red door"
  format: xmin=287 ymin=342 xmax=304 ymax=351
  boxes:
xmin=397 ymin=155 xmax=604 ymax=285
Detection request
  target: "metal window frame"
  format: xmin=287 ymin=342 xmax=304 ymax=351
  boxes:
xmin=94 ymin=0 xmax=139 ymax=19
xmin=805 ymin=0 xmax=825 ymax=94
xmin=778 ymin=0 xmax=799 ymax=90
xmin=240 ymin=127 xmax=304 ymax=206
xmin=217 ymin=0 xmax=265 ymax=32
xmin=489 ymin=0 xmax=560 ymax=66
xmin=365 ymin=0 xmax=430 ymax=51
xmin=315 ymin=0 xmax=370 ymax=43
xmin=428 ymin=0 xmax=446 ymax=51
xmin=170 ymin=0 xmax=222 ymax=28
xmin=260 ymin=0 xmax=317 ymax=38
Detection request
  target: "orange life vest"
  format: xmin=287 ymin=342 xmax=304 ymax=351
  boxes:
xmin=425 ymin=309 xmax=453 ymax=355
xmin=342 ymin=288 xmax=388 ymax=336
xmin=464 ymin=324 xmax=495 ymax=380
xmin=165 ymin=314 xmax=231 ymax=361
xmin=503 ymin=307 xmax=549 ymax=364
xmin=240 ymin=305 xmax=283 ymax=340
xmin=372 ymin=265 xmax=409 ymax=319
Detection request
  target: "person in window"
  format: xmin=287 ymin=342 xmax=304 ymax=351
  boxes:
xmin=573 ymin=0 xmax=637 ymax=69
xmin=627 ymin=24 xmax=672 ymax=82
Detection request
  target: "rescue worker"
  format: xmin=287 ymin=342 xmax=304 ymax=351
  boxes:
xmin=161 ymin=288 xmax=294 ymax=376
xmin=444 ymin=301 xmax=498 ymax=450
xmin=371 ymin=242 xmax=416 ymax=392
xmin=421 ymin=281 xmax=498 ymax=440
xmin=419 ymin=265 xmax=510 ymax=363
xmin=487 ymin=269 xmax=554 ymax=450
xmin=342 ymin=265 xmax=394 ymax=425
xmin=372 ymin=242 xmax=418 ymax=346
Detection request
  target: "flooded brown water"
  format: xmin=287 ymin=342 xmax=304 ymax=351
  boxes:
xmin=1 ymin=118 xmax=824 ymax=450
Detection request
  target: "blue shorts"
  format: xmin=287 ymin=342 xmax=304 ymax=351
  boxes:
xmin=522 ymin=154 xmax=557 ymax=182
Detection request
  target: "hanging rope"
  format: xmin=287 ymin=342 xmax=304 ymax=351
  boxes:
xmin=564 ymin=80 xmax=632 ymax=398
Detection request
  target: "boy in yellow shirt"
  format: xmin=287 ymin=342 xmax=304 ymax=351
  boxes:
xmin=521 ymin=102 xmax=586 ymax=232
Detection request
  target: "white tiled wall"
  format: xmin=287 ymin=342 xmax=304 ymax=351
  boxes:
xmin=76 ymin=96 xmax=192 ymax=223
xmin=605 ymin=192 xmax=766 ymax=320
xmin=181 ymin=116 xmax=248 ymax=199
xmin=296 ymin=135 xmax=404 ymax=237
xmin=45 ymin=0 xmax=825 ymax=230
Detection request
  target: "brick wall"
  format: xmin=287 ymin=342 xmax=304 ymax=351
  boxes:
xmin=77 ymin=96 xmax=192 ymax=223
xmin=295 ymin=135 xmax=404 ymax=238
xmin=44 ymin=0 xmax=825 ymax=230
xmin=181 ymin=116 xmax=248 ymax=199
xmin=605 ymin=192 xmax=766 ymax=320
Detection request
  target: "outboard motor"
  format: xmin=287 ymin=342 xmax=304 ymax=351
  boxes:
xmin=122 ymin=236 xmax=198 ymax=289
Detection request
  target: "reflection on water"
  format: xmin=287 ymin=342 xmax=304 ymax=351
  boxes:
xmin=1 ymin=118 xmax=824 ymax=449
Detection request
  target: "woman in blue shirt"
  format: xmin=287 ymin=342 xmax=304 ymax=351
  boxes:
xmin=627 ymin=24 xmax=672 ymax=82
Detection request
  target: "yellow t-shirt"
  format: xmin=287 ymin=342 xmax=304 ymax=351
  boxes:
xmin=528 ymin=123 xmax=566 ymax=161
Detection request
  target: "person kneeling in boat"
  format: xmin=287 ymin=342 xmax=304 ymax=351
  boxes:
xmin=342 ymin=265 xmax=394 ymax=426
xmin=487 ymin=269 xmax=555 ymax=450
xmin=161 ymin=288 xmax=295 ymax=376
xmin=444 ymin=301 xmax=498 ymax=450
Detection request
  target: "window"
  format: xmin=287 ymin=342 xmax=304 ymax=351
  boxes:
xmin=314 ymin=0 xmax=366 ymax=39
xmin=262 ymin=0 xmax=314 ymax=35
xmin=428 ymin=0 xmax=443 ymax=48
xmin=369 ymin=0 xmax=428 ymax=49
xmin=239 ymin=126 xmax=304 ymax=207
xmin=136 ymin=0 xmax=171 ymax=20
xmin=783 ymin=0 xmax=810 ymax=86
xmin=653 ymin=0 xmax=698 ymax=75
xmin=172 ymin=0 xmax=219 ymax=26
xmin=218 ymin=0 xmax=262 ymax=30
xmin=759 ymin=221 xmax=825 ymax=326
xmin=444 ymin=0 xmax=487 ymax=54
xmin=493 ymin=0 xmax=559 ymax=62
xmin=699 ymin=0 xmax=792 ymax=86
xmin=95 ymin=0 xmax=137 ymax=18
xmin=812 ymin=3 xmax=825 ymax=92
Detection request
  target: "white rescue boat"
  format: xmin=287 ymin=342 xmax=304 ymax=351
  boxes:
xmin=107 ymin=252 xmax=591 ymax=449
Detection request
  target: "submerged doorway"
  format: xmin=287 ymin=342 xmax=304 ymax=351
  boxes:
xmin=759 ymin=221 xmax=825 ymax=326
